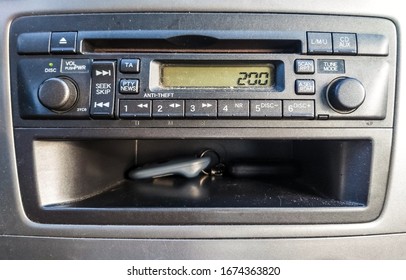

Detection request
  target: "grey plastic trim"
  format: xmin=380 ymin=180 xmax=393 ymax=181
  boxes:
xmin=2 ymin=233 xmax=406 ymax=259
xmin=0 ymin=0 xmax=405 ymax=259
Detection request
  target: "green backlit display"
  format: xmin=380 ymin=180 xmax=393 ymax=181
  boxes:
xmin=160 ymin=64 xmax=274 ymax=88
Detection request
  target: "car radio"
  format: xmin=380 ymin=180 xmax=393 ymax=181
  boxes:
xmin=9 ymin=13 xmax=397 ymax=225
xmin=11 ymin=13 xmax=395 ymax=128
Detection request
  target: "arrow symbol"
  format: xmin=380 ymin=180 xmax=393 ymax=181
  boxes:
xmin=137 ymin=103 xmax=148 ymax=108
xmin=94 ymin=102 xmax=110 ymax=108
xmin=59 ymin=37 xmax=67 ymax=45
xmin=95 ymin=70 xmax=111 ymax=76
xmin=169 ymin=103 xmax=181 ymax=108
xmin=202 ymin=103 xmax=212 ymax=108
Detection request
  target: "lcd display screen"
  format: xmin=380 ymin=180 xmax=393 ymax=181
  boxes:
xmin=160 ymin=64 xmax=275 ymax=88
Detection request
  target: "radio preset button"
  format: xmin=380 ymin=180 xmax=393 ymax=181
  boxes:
xmin=185 ymin=100 xmax=217 ymax=118
xmin=333 ymin=33 xmax=357 ymax=54
xmin=250 ymin=100 xmax=282 ymax=118
xmin=283 ymin=100 xmax=315 ymax=119
xmin=152 ymin=100 xmax=184 ymax=118
xmin=120 ymin=59 xmax=140 ymax=73
xmin=50 ymin=32 xmax=77 ymax=54
xmin=218 ymin=100 xmax=249 ymax=118
xmin=119 ymin=100 xmax=151 ymax=119
xmin=90 ymin=61 xmax=116 ymax=118
xmin=119 ymin=79 xmax=139 ymax=94
xmin=295 ymin=79 xmax=315 ymax=95
xmin=294 ymin=59 xmax=315 ymax=74
xmin=307 ymin=32 xmax=333 ymax=54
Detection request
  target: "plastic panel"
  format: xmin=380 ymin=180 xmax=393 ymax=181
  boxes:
xmin=0 ymin=0 xmax=406 ymax=259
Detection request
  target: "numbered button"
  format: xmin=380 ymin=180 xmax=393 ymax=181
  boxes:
xmin=250 ymin=100 xmax=282 ymax=118
xmin=152 ymin=100 xmax=184 ymax=118
xmin=218 ymin=100 xmax=249 ymax=118
xmin=283 ymin=100 xmax=315 ymax=119
xmin=185 ymin=100 xmax=217 ymax=118
xmin=119 ymin=100 xmax=151 ymax=119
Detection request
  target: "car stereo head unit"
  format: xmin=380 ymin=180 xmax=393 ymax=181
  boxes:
xmin=8 ymin=13 xmax=397 ymax=226
xmin=10 ymin=13 xmax=396 ymax=128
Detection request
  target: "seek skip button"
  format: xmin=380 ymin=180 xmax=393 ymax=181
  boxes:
xmin=90 ymin=61 xmax=116 ymax=118
xmin=120 ymin=79 xmax=139 ymax=94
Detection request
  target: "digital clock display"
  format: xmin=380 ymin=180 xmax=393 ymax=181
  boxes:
xmin=160 ymin=64 xmax=274 ymax=88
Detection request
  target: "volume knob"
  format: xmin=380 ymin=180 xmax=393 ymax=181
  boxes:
xmin=327 ymin=77 xmax=365 ymax=113
xmin=38 ymin=77 xmax=78 ymax=112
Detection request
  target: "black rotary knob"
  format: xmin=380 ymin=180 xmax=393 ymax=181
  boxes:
xmin=38 ymin=77 xmax=78 ymax=112
xmin=327 ymin=77 xmax=365 ymax=113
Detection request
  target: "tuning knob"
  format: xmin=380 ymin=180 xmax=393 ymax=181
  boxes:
xmin=326 ymin=77 xmax=365 ymax=113
xmin=38 ymin=77 xmax=78 ymax=112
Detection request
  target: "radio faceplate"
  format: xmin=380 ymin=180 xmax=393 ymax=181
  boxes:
xmin=8 ymin=13 xmax=397 ymax=226
xmin=10 ymin=13 xmax=396 ymax=128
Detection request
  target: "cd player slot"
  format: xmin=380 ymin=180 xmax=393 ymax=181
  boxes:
xmin=82 ymin=38 xmax=302 ymax=53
